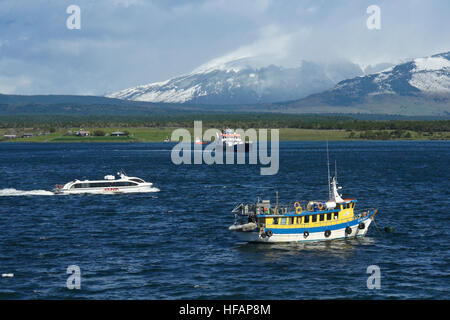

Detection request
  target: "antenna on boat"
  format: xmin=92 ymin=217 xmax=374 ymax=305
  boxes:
xmin=327 ymin=141 xmax=331 ymax=200
xmin=335 ymin=160 xmax=337 ymax=183
xmin=276 ymin=191 xmax=279 ymax=207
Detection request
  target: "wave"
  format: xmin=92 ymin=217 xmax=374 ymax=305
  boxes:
xmin=0 ymin=188 xmax=55 ymax=196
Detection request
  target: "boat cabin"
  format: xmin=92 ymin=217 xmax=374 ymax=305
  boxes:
xmin=234 ymin=198 xmax=358 ymax=231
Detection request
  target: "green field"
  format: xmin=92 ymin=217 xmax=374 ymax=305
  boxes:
xmin=1 ymin=127 xmax=449 ymax=142
xmin=1 ymin=114 xmax=449 ymax=142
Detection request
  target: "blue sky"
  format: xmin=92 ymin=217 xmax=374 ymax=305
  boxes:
xmin=0 ymin=0 xmax=449 ymax=95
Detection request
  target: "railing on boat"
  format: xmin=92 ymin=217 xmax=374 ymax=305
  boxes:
xmin=232 ymin=202 xmax=375 ymax=229
xmin=232 ymin=200 xmax=327 ymax=215
xmin=263 ymin=208 xmax=376 ymax=229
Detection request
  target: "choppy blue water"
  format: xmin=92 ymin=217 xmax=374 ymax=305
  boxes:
xmin=0 ymin=141 xmax=448 ymax=299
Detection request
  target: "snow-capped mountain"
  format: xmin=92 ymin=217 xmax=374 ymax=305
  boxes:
xmin=333 ymin=51 xmax=450 ymax=99
xmin=282 ymin=52 xmax=450 ymax=115
xmin=107 ymin=58 xmax=364 ymax=104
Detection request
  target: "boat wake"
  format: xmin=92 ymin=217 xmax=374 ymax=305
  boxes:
xmin=0 ymin=188 xmax=55 ymax=196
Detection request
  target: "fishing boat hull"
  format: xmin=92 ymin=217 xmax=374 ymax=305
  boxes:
xmin=231 ymin=211 xmax=375 ymax=243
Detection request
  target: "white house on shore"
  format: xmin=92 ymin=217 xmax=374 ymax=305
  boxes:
xmin=75 ymin=130 xmax=90 ymax=136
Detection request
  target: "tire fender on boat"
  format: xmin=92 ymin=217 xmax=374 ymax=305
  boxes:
xmin=324 ymin=230 xmax=331 ymax=238
xmin=345 ymin=226 xmax=352 ymax=235
xmin=358 ymin=222 xmax=366 ymax=230
xmin=266 ymin=230 xmax=273 ymax=237
xmin=303 ymin=231 xmax=309 ymax=238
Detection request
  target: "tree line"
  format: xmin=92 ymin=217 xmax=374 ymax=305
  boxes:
xmin=0 ymin=114 xmax=449 ymax=132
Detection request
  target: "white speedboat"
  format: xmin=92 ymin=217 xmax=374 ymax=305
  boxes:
xmin=54 ymin=172 xmax=154 ymax=194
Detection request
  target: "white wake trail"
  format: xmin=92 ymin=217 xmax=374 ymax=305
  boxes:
xmin=0 ymin=188 xmax=55 ymax=196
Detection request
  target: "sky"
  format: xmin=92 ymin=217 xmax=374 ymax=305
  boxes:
xmin=0 ymin=0 xmax=449 ymax=95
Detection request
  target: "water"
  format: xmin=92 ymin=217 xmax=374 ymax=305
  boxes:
xmin=0 ymin=141 xmax=448 ymax=299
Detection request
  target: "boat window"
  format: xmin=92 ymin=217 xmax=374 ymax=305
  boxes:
xmin=296 ymin=216 xmax=302 ymax=224
xmin=320 ymin=214 xmax=325 ymax=221
xmin=91 ymin=182 xmax=109 ymax=188
xmin=312 ymin=215 xmax=317 ymax=223
xmin=281 ymin=218 xmax=287 ymax=225
xmin=304 ymin=216 xmax=310 ymax=223
xmin=273 ymin=217 xmax=278 ymax=225
xmin=290 ymin=217 xmax=294 ymax=225
xmin=131 ymin=178 xmax=144 ymax=183
xmin=326 ymin=213 xmax=332 ymax=220
xmin=333 ymin=213 xmax=339 ymax=220
xmin=72 ymin=183 xmax=82 ymax=189
xmin=111 ymin=181 xmax=138 ymax=187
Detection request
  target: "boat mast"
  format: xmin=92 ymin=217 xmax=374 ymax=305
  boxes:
xmin=276 ymin=191 xmax=279 ymax=207
xmin=335 ymin=160 xmax=337 ymax=183
xmin=327 ymin=141 xmax=331 ymax=200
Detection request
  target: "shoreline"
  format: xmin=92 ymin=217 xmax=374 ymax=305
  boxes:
xmin=1 ymin=138 xmax=448 ymax=143
xmin=1 ymin=127 xmax=449 ymax=143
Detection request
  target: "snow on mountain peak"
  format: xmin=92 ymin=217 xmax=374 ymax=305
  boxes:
xmin=107 ymin=57 xmax=364 ymax=104
xmin=321 ymin=51 xmax=450 ymax=99
xmin=413 ymin=56 xmax=450 ymax=72
xmin=107 ymin=51 xmax=450 ymax=105
xmin=409 ymin=53 xmax=450 ymax=93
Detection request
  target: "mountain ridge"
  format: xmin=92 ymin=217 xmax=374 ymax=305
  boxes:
xmin=1 ymin=52 xmax=449 ymax=116
xmin=106 ymin=59 xmax=365 ymax=105
xmin=272 ymin=51 xmax=450 ymax=116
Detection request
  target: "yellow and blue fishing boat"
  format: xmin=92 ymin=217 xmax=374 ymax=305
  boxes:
xmin=229 ymin=154 xmax=378 ymax=243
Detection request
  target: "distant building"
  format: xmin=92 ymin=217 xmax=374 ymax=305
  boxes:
xmin=3 ymin=134 xmax=17 ymax=139
xmin=22 ymin=133 xmax=33 ymax=138
xmin=111 ymin=131 xmax=128 ymax=137
xmin=75 ymin=130 xmax=90 ymax=136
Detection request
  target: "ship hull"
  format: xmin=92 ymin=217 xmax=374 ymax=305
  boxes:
xmin=54 ymin=184 xmax=154 ymax=195
xmin=223 ymin=142 xmax=252 ymax=153
xmin=231 ymin=215 xmax=374 ymax=243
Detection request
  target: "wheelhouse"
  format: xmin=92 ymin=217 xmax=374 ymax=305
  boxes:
xmin=233 ymin=198 xmax=361 ymax=232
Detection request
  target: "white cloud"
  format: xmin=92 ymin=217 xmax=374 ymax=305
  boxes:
xmin=0 ymin=75 xmax=32 ymax=94
xmin=112 ymin=0 xmax=145 ymax=8
xmin=0 ymin=0 xmax=449 ymax=95
xmin=192 ymin=25 xmax=298 ymax=73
